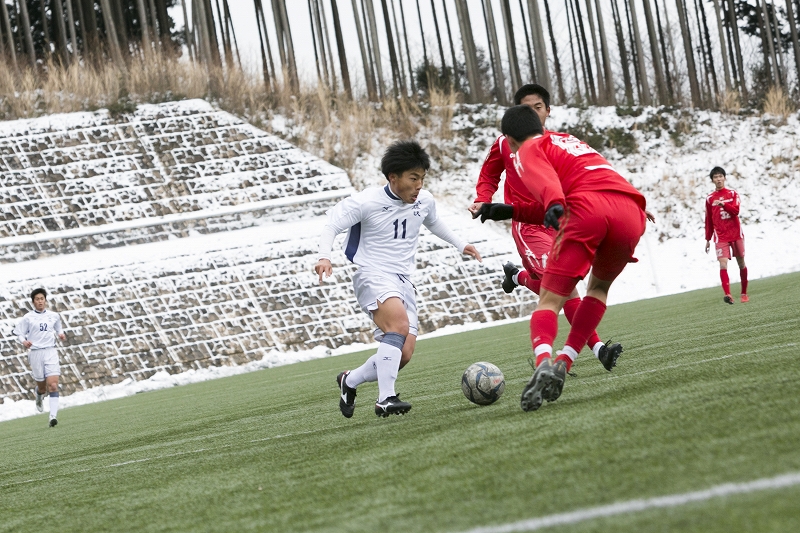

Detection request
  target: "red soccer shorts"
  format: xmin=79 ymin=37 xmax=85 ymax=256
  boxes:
xmin=715 ymin=238 xmax=745 ymax=259
xmin=511 ymin=220 xmax=554 ymax=279
xmin=542 ymin=192 xmax=646 ymax=296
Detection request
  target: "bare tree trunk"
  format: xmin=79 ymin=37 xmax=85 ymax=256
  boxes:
xmin=17 ymin=0 xmax=36 ymax=67
xmin=583 ymin=0 xmax=607 ymax=102
xmin=39 ymin=0 xmax=51 ymax=59
xmin=690 ymin=0 xmax=711 ymax=105
xmin=311 ymin=0 xmax=330 ymax=86
xmin=319 ymin=0 xmax=339 ymax=91
xmin=365 ymin=0 xmax=386 ymax=98
xmin=99 ymin=0 xmax=125 ymax=64
xmin=111 ymin=0 xmax=129 ymax=54
xmin=454 ymin=0 xmax=484 ymax=102
xmin=181 ymin=0 xmax=195 ymax=61
xmin=362 ymin=0 xmax=380 ymax=95
xmin=0 ymin=1 xmax=16 ymax=68
xmin=627 ymin=0 xmax=651 ymax=105
xmin=331 ymin=0 xmax=353 ymax=98
xmin=440 ymin=0 xmax=460 ymax=90
xmin=148 ymin=0 xmax=162 ymax=52
xmin=641 ymin=0 xmax=667 ymax=103
xmin=194 ymin=0 xmax=213 ymax=66
xmin=766 ymin=0 xmax=786 ymax=86
xmin=254 ymin=0 xmax=272 ymax=90
xmin=415 ymin=0 xmax=430 ymax=75
xmin=499 ymin=0 xmax=522 ymax=91
xmin=53 ymin=0 xmax=71 ymax=63
xmin=398 ymin=1 xmax=417 ymax=93
xmin=575 ymin=0 xmax=597 ymax=102
xmin=136 ymin=0 xmax=152 ymax=54
xmin=309 ymin=0 xmax=325 ymax=84
xmin=519 ymin=0 xmax=536 ymax=81
xmin=710 ymin=0 xmax=731 ymax=92
xmin=482 ymin=0 xmax=508 ymax=104
xmin=273 ymin=0 xmax=298 ymax=90
xmin=696 ymin=0 xmax=719 ymax=99
xmin=352 ymin=0 xmax=377 ymax=100
xmin=65 ymin=0 xmax=78 ymax=59
xmin=390 ymin=0 xmax=409 ymax=94
xmin=223 ymin=0 xmax=241 ymax=65
xmin=543 ymin=0 xmax=566 ymax=103
xmin=623 ymin=0 xmax=642 ymax=101
xmin=611 ymin=0 xmax=633 ymax=104
xmin=592 ymin=0 xmax=615 ymax=104
xmin=786 ymin=0 xmax=800 ymax=86
xmin=380 ymin=0 xmax=401 ymax=97
xmin=653 ymin=0 xmax=674 ymax=102
xmin=527 ymin=0 xmax=551 ymax=89
xmin=661 ymin=0 xmax=683 ymax=102
xmin=725 ymin=0 xmax=747 ymax=98
xmin=430 ymin=0 xmax=447 ymax=73
xmin=566 ymin=0 xmax=583 ymax=101
xmin=675 ymin=0 xmax=701 ymax=106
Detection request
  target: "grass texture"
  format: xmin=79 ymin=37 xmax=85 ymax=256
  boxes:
xmin=2 ymin=273 xmax=799 ymax=533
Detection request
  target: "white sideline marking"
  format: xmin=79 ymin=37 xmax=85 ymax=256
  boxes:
xmin=453 ymin=472 xmax=800 ymax=533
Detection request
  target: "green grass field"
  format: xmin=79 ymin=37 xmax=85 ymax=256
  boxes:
xmin=2 ymin=273 xmax=799 ymax=533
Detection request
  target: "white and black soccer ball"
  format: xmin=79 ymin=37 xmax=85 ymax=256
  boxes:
xmin=461 ymin=362 xmax=505 ymax=405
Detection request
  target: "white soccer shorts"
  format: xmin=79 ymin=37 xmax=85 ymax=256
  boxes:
xmin=28 ymin=347 xmax=60 ymax=382
xmin=352 ymin=269 xmax=419 ymax=340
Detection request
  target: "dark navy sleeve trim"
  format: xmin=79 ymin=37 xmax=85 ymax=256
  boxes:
xmin=345 ymin=222 xmax=361 ymax=262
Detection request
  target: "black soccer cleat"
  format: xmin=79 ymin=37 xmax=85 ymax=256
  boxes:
xmin=49 ymin=418 xmax=58 ymax=427
xmin=598 ymin=340 xmax=623 ymax=371
xmin=723 ymin=294 xmax=734 ymax=305
xmin=543 ymin=360 xmax=567 ymax=402
xmin=520 ymin=358 xmax=552 ymax=412
xmin=375 ymin=395 xmax=411 ymax=417
xmin=337 ymin=371 xmax=357 ymax=418
xmin=502 ymin=262 xmax=521 ymax=294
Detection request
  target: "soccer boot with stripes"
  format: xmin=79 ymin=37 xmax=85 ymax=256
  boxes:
xmin=35 ymin=390 xmax=44 ymax=413
xmin=502 ymin=262 xmax=520 ymax=294
xmin=520 ymin=358 xmax=553 ymax=412
xmin=597 ymin=340 xmax=623 ymax=372
xmin=723 ymin=294 xmax=734 ymax=305
xmin=336 ymin=371 xmax=357 ymax=418
xmin=375 ymin=395 xmax=411 ymax=417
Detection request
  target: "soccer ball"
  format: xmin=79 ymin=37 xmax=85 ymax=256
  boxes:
xmin=461 ymin=362 xmax=505 ymax=405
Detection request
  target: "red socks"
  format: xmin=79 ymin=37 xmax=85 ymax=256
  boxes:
xmin=563 ymin=297 xmax=602 ymax=349
xmin=740 ymin=267 xmax=748 ymax=294
xmin=530 ymin=309 xmax=558 ymax=366
xmin=720 ymin=269 xmax=730 ymax=295
xmin=517 ymin=270 xmax=541 ymax=294
xmin=564 ymin=297 xmax=607 ymax=358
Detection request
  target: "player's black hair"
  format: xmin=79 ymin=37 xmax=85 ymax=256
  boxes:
xmin=380 ymin=140 xmax=430 ymax=179
xmin=709 ymin=166 xmax=726 ymax=180
xmin=30 ymin=288 xmax=47 ymax=301
xmin=513 ymin=84 xmax=551 ymax=108
xmin=501 ymin=105 xmax=543 ymax=142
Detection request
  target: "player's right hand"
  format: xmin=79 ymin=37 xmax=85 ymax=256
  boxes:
xmin=468 ymin=202 xmax=483 ymax=216
xmin=22 ymin=340 xmax=32 ymax=348
xmin=314 ymin=259 xmax=333 ymax=284
xmin=544 ymin=204 xmax=564 ymax=230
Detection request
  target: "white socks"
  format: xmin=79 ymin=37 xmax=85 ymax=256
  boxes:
xmin=592 ymin=341 xmax=604 ymax=359
xmin=374 ymin=332 xmax=405 ymax=403
xmin=49 ymin=392 xmax=59 ymax=419
xmin=346 ymin=354 xmax=378 ymax=388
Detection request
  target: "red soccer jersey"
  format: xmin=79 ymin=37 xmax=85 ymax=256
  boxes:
xmin=512 ymin=131 xmax=647 ymax=211
xmin=705 ymin=188 xmax=742 ymax=242
xmin=475 ymin=135 xmax=555 ymax=236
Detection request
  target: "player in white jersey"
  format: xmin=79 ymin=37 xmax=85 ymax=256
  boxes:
xmin=315 ymin=141 xmax=482 ymax=418
xmin=14 ymin=288 xmax=66 ymax=427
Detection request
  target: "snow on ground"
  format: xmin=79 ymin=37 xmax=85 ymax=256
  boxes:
xmin=2 ymin=104 xmax=799 ymax=423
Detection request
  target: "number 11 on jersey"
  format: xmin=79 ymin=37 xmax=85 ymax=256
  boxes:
xmin=393 ymin=219 xmax=407 ymax=239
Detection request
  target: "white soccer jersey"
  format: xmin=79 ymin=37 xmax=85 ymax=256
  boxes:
xmin=319 ymin=184 xmax=467 ymax=275
xmin=14 ymin=310 xmax=64 ymax=350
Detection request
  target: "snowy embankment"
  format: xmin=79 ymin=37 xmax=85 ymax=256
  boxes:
xmin=2 ymin=104 xmax=798 ymax=423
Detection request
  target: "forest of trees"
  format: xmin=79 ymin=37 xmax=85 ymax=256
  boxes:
xmin=0 ymin=0 xmax=798 ymax=110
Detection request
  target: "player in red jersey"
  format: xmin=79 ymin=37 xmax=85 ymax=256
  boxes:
xmin=704 ymin=167 xmax=748 ymax=304
xmin=467 ymin=85 xmax=621 ymax=371
xmin=500 ymin=105 xmax=648 ymax=412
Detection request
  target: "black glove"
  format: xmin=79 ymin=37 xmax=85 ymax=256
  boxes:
xmin=472 ymin=203 xmax=514 ymax=223
xmin=544 ymin=204 xmax=564 ymax=230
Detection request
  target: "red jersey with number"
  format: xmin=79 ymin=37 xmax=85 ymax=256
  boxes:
xmin=474 ymin=135 xmax=555 ymax=238
xmin=513 ymin=131 xmax=647 ymax=211
xmin=705 ymin=188 xmax=742 ymax=242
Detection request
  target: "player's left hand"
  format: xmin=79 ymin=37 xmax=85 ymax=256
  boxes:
xmin=58 ymin=333 xmax=66 ymax=341
xmin=544 ymin=204 xmax=564 ymax=230
xmin=462 ymin=244 xmax=482 ymax=262
xmin=314 ymin=259 xmax=333 ymax=284
xmin=645 ymin=209 xmax=656 ymax=223
xmin=472 ymin=203 xmax=514 ymax=223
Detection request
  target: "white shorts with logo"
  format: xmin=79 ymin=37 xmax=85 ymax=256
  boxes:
xmin=352 ymin=268 xmax=419 ymax=341
xmin=28 ymin=347 xmax=60 ymax=382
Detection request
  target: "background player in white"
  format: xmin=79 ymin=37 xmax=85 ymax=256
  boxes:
xmin=314 ymin=141 xmax=482 ymax=418
xmin=14 ymin=288 xmax=66 ymax=427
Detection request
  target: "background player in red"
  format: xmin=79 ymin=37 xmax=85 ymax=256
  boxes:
xmin=467 ymin=84 xmax=621 ymax=372
xmin=500 ymin=105 xmax=648 ymax=412
xmin=704 ymin=167 xmax=748 ymax=304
